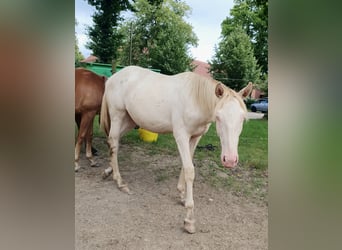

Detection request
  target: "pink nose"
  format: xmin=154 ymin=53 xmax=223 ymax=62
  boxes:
xmin=222 ymin=155 xmax=238 ymax=168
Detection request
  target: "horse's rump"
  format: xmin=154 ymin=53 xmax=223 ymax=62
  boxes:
xmin=75 ymin=68 xmax=106 ymax=114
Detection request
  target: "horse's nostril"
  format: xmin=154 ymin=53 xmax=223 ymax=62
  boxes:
xmin=223 ymin=156 xmax=226 ymax=162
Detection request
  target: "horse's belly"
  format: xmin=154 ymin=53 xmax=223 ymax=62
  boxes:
xmin=126 ymin=95 xmax=173 ymax=133
xmin=128 ymin=107 xmax=173 ymax=133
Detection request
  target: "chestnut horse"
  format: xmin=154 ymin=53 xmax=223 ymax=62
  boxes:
xmin=75 ymin=68 xmax=106 ymax=171
xmin=100 ymin=66 xmax=252 ymax=233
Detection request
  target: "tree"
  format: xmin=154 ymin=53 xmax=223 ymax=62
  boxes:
xmin=86 ymin=0 xmax=134 ymax=64
xmin=210 ymin=26 xmax=261 ymax=90
xmin=117 ymin=0 xmax=198 ymax=75
xmin=75 ymin=19 xmax=84 ymax=66
xmin=221 ymin=0 xmax=268 ymax=74
xmin=75 ymin=37 xmax=84 ymax=66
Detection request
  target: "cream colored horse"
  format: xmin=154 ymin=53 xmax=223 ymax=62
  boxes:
xmin=100 ymin=66 xmax=252 ymax=233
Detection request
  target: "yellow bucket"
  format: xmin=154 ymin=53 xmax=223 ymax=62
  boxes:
xmin=138 ymin=128 xmax=158 ymax=142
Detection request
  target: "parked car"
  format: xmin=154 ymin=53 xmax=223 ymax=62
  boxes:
xmin=250 ymin=98 xmax=268 ymax=113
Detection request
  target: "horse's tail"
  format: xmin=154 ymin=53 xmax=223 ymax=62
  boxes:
xmin=100 ymin=92 xmax=110 ymax=136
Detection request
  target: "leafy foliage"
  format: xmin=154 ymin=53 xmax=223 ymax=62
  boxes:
xmin=222 ymin=0 xmax=268 ymax=74
xmin=75 ymin=40 xmax=84 ymax=66
xmin=75 ymin=19 xmax=84 ymax=66
xmin=86 ymin=0 xmax=134 ymax=64
xmin=210 ymin=0 xmax=268 ymax=92
xmin=210 ymin=27 xmax=261 ymax=90
xmin=117 ymin=0 xmax=198 ymax=75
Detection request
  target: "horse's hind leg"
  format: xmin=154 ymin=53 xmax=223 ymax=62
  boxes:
xmin=86 ymin=116 xmax=98 ymax=167
xmin=75 ymin=112 xmax=96 ymax=171
xmin=75 ymin=113 xmax=82 ymax=171
xmin=105 ymin=111 xmax=135 ymax=193
xmin=78 ymin=112 xmax=98 ymax=155
xmin=75 ymin=115 xmax=85 ymax=171
xmin=75 ymin=113 xmax=81 ymax=130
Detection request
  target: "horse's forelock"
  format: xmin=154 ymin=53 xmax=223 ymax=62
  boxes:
xmin=225 ymin=88 xmax=248 ymax=113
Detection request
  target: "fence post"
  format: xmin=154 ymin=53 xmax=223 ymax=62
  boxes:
xmin=111 ymin=60 xmax=116 ymax=74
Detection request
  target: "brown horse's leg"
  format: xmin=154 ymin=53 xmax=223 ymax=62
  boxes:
xmin=90 ymin=116 xmax=98 ymax=155
xmin=75 ymin=115 xmax=83 ymax=171
xmin=75 ymin=112 xmax=96 ymax=171
xmin=75 ymin=113 xmax=81 ymax=130
xmin=75 ymin=113 xmax=81 ymax=171
xmin=86 ymin=116 xmax=98 ymax=167
xmin=77 ymin=112 xmax=98 ymax=155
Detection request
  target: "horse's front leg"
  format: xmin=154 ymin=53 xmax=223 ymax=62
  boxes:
xmin=177 ymin=168 xmax=185 ymax=205
xmin=174 ymin=131 xmax=196 ymax=234
xmin=177 ymin=134 xmax=202 ymax=206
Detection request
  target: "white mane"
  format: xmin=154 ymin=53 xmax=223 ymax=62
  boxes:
xmin=180 ymin=72 xmax=247 ymax=115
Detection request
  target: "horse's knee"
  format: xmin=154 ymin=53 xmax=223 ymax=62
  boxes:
xmin=184 ymin=167 xmax=195 ymax=182
xmin=177 ymin=182 xmax=185 ymax=192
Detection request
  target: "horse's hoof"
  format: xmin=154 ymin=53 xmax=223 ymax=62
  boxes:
xmin=75 ymin=166 xmax=80 ymax=172
xmin=184 ymin=219 xmax=196 ymax=234
xmin=120 ymin=186 xmax=132 ymax=194
xmin=102 ymin=171 xmax=110 ymax=179
xmin=102 ymin=167 xmax=113 ymax=180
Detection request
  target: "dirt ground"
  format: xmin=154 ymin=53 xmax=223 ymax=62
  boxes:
xmin=75 ymin=138 xmax=268 ymax=250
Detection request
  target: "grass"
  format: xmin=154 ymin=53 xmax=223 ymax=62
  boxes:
xmin=90 ymin=115 xmax=268 ymax=202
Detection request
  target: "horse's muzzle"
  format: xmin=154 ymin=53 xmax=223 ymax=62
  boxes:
xmin=222 ymin=155 xmax=238 ymax=168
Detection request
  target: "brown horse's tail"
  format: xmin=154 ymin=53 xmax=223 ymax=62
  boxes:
xmin=100 ymin=92 xmax=110 ymax=136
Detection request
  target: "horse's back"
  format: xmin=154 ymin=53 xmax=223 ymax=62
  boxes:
xmin=106 ymin=66 xmax=185 ymax=100
xmin=75 ymin=68 xmax=105 ymax=91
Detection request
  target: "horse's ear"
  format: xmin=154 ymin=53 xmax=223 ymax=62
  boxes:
xmin=239 ymin=82 xmax=253 ymax=99
xmin=215 ymin=84 xmax=224 ymax=98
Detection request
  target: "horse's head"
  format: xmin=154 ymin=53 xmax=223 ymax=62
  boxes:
xmin=214 ymin=82 xmax=253 ymax=168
